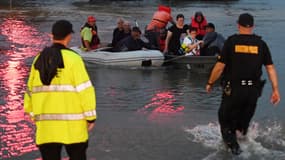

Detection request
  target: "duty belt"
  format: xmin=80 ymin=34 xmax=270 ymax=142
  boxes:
xmin=241 ymin=80 xmax=253 ymax=86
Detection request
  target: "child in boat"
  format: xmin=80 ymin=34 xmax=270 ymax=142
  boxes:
xmin=179 ymin=27 xmax=203 ymax=56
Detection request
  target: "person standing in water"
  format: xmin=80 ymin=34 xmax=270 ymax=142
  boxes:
xmin=206 ymin=13 xmax=280 ymax=155
xmin=24 ymin=20 xmax=96 ymax=160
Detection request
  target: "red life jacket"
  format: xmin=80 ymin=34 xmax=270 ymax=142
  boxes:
xmin=190 ymin=16 xmax=208 ymax=36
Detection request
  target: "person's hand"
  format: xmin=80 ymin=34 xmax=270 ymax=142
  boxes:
xmin=271 ymin=89 xmax=280 ymax=105
xmin=87 ymin=122 xmax=95 ymax=131
xmin=206 ymin=84 xmax=212 ymax=93
xmin=163 ymin=48 xmax=168 ymax=54
xmin=198 ymin=40 xmax=204 ymax=44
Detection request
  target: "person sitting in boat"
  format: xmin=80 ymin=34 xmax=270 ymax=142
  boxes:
xmin=113 ymin=27 xmax=150 ymax=52
xmin=80 ymin=16 xmax=100 ymax=51
xmin=179 ymin=27 xmax=203 ymax=56
xmin=111 ymin=18 xmax=125 ymax=47
xmin=200 ymin=22 xmax=225 ymax=56
xmin=122 ymin=21 xmax=132 ymax=39
xmin=163 ymin=14 xmax=189 ymax=55
xmin=145 ymin=5 xmax=173 ymax=51
xmin=189 ymin=11 xmax=208 ymax=40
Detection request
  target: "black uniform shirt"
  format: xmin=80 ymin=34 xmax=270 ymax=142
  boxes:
xmin=218 ymin=34 xmax=273 ymax=81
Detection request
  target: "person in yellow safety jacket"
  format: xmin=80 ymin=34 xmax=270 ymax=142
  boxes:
xmin=81 ymin=16 xmax=100 ymax=51
xmin=24 ymin=20 xmax=96 ymax=160
xmin=145 ymin=5 xmax=173 ymax=51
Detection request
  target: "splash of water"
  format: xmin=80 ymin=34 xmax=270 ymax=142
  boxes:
xmin=184 ymin=122 xmax=285 ymax=160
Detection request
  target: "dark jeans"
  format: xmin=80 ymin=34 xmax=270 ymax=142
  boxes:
xmin=218 ymin=85 xmax=259 ymax=146
xmin=38 ymin=141 xmax=88 ymax=160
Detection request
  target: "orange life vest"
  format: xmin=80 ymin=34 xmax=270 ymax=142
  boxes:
xmin=146 ymin=6 xmax=172 ymax=31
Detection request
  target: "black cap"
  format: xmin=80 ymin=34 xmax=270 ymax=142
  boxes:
xmin=132 ymin=26 xmax=141 ymax=34
xmin=205 ymin=22 xmax=215 ymax=29
xmin=238 ymin=13 xmax=254 ymax=28
xmin=52 ymin=20 xmax=74 ymax=40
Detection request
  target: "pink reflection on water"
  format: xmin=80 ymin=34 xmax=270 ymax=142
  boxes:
xmin=138 ymin=91 xmax=185 ymax=122
xmin=0 ymin=17 xmax=48 ymax=159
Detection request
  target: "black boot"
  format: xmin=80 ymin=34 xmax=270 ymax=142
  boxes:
xmin=222 ymin=128 xmax=243 ymax=155
xmin=228 ymin=141 xmax=242 ymax=155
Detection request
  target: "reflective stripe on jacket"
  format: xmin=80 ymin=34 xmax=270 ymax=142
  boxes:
xmin=24 ymin=48 xmax=96 ymax=145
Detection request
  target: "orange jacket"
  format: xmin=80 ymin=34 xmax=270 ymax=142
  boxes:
xmin=146 ymin=6 xmax=172 ymax=31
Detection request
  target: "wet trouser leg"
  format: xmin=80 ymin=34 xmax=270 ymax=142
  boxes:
xmin=39 ymin=143 xmax=62 ymax=160
xmin=65 ymin=141 xmax=88 ymax=160
xmin=236 ymin=88 xmax=259 ymax=135
xmin=218 ymin=86 xmax=259 ymax=154
xmin=145 ymin=30 xmax=160 ymax=49
xmin=39 ymin=141 xmax=88 ymax=160
xmin=218 ymin=94 xmax=239 ymax=148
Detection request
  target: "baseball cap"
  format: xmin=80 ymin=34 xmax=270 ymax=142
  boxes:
xmin=52 ymin=20 xmax=74 ymax=40
xmin=238 ymin=13 xmax=254 ymax=27
xmin=205 ymin=22 xmax=215 ymax=29
xmin=132 ymin=26 xmax=141 ymax=34
xmin=88 ymin=16 xmax=96 ymax=22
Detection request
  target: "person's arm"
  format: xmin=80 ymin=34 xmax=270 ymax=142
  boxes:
xmin=206 ymin=62 xmax=225 ymax=93
xmin=87 ymin=120 xmax=96 ymax=131
xmin=163 ymin=30 xmax=173 ymax=53
xmin=187 ymin=40 xmax=203 ymax=51
xmin=81 ymin=28 xmax=93 ymax=51
xmin=83 ymin=40 xmax=92 ymax=51
xmin=265 ymin=64 xmax=280 ymax=105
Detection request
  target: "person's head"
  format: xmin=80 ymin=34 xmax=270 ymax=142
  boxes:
xmin=237 ymin=13 xmax=254 ymax=34
xmin=117 ymin=18 xmax=124 ymax=29
xmin=205 ymin=22 xmax=215 ymax=33
xmin=87 ymin=16 xmax=96 ymax=26
xmin=189 ymin=26 xmax=198 ymax=38
xmin=176 ymin=14 xmax=185 ymax=26
xmin=123 ymin=21 xmax=131 ymax=32
xmin=131 ymin=26 xmax=142 ymax=40
xmin=194 ymin=11 xmax=204 ymax=23
xmin=52 ymin=20 xmax=74 ymax=45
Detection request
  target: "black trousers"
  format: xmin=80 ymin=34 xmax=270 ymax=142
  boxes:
xmin=145 ymin=30 xmax=160 ymax=50
xmin=218 ymin=85 xmax=259 ymax=145
xmin=38 ymin=141 xmax=88 ymax=160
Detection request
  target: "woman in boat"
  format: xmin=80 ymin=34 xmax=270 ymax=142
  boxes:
xmin=163 ymin=14 xmax=189 ymax=55
xmin=145 ymin=5 xmax=173 ymax=51
xmin=80 ymin=16 xmax=101 ymax=51
xmin=189 ymin=11 xmax=208 ymax=40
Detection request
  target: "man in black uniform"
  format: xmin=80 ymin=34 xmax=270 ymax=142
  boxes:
xmin=205 ymin=13 xmax=280 ymax=155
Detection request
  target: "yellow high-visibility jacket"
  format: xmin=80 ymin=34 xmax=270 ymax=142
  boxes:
xmin=24 ymin=48 xmax=96 ymax=145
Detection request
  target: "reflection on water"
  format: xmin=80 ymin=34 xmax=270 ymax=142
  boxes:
xmin=138 ymin=90 xmax=184 ymax=122
xmin=0 ymin=16 xmax=48 ymax=159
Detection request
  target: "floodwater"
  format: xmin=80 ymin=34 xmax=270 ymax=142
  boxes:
xmin=0 ymin=0 xmax=285 ymax=159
